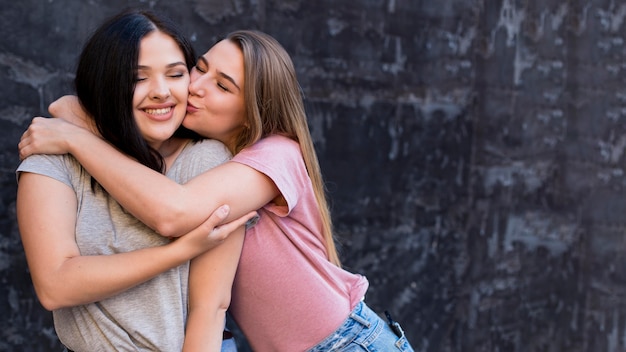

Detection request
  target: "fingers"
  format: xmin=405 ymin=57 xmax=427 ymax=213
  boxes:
xmin=207 ymin=209 xmax=259 ymax=241
xmin=181 ymin=206 xmax=258 ymax=253
xmin=196 ymin=204 xmax=230 ymax=233
xmin=17 ymin=117 xmax=75 ymax=160
xmin=18 ymin=129 xmax=32 ymax=160
xmin=18 ymin=117 xmax=43 ymax=160
xmin=18 ymin=123 xmax=38 ymax=160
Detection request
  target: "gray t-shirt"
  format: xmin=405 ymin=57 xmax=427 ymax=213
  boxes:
xmin=17 ymin=139 xmax=231 ymax=352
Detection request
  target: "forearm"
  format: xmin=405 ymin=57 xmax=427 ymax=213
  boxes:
xmin=48 ymin=95 xmax=98 ymax=133
xmin=183 ymin=227 xmax=244 ymax=351
xmin=37 ymin=206 xmax=252 ymax=311
xmin=18 ymin=173 xmax=241 ymax=312
xmin=41 ymin=241 xmax=191 ymax=310
xmin=64 ymin=128 xmax=191 ymax=234
xmin=20 ymin=117 xmax=276 ymax=237
xmin=66 ymin=133 xmax=272 ymax=236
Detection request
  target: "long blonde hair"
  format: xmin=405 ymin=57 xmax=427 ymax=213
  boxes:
xmin=226 ymin=30 xmax=341 ymax=267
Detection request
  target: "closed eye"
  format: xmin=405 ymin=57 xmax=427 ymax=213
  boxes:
xmin=195 ymin=56 xmax=209 ymax=73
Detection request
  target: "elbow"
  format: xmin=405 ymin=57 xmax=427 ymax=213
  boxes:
xmin=34 ymin=286 xmax=65 ymax=311
xmin=218 ymin=294 xmax=232 ymax=313
xmin=152 ymin=204 xmax=193 ymax=237
xmin=153 ymin=217 xmax=185 ymax=238
xmin=47 ymin=99 xmax=60 ymax=117
xmin=189 ymin=293 xmax=232 ymax=317
xmin=39 ymin=299 xmax=60 ymax=312
xmin=153 ymin=222 xmax=176 ymax=238
xmin=32 ymin=279 xmax=76 ymax=311
xmin=216 ymin=289 xmax=233 ymax=316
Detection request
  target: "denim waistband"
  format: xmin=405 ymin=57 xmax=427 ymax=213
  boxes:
xmin=308 ymin=301 xmax=382 ymax=351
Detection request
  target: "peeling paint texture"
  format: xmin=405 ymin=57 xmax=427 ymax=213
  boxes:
xmin=1 ymin=0 xmax=626 ymax=351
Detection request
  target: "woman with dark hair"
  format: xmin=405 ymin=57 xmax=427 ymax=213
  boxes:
xmin=16 ymin=10 xmax=255 ymax=351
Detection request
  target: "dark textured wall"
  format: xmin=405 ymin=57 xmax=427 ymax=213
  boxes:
xmin=2 ymin=0 xmax=625 ymax=351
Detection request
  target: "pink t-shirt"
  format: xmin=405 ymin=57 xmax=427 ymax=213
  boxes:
xmin=229 ymin=135 xmax=369 ymax=351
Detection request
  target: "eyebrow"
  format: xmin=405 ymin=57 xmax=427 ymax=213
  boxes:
xmin=197 ymin=56 xmax=241 ymax=92
xmin=137 ymin=62 xmax=187 ymax=70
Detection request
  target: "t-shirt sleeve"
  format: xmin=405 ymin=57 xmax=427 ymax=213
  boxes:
xmin=16 ymin=154 xmax=74 ymax=188
xmin=230 ymin=135 xmax=308 ymax=215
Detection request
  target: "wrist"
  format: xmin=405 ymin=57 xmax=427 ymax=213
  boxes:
xmin=167 ymin=236 xmax=200 ymax=263
xmin=64 ymin=127 xmax=87 ymax=154
xmin=68 ymin=124 xmax=101 ymax=153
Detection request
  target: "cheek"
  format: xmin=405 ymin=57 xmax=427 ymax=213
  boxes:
xmin=132 ymin=85 xmax=148 ymax=107
xmin=172 ymin=80 xmax=190 ymax=100
xmin=233 ymin=102 xmax=246 ymax=126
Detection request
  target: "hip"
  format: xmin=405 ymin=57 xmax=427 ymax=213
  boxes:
xmin=307 ymin=301 xmax=414 ymax=352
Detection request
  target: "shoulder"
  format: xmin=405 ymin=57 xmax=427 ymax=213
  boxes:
xmin=233 ymin=135 xmax=308 ymax=213
xmin=180 ymin=139 xmax=231 ymax=162
xmin=232 ymin=135 xmax=305 ymax=179
xmin=169 ymin=139 xmax=232 ymax=182
xmin=17 ymin=153 xmax=78 ymax=173
xmin=236 ymin=135 xmax=300 ymax=161
xmin=254 ymin=135 xmax=298 ymax=150
xmin=16 ymin=154 xmax=81 ymax=188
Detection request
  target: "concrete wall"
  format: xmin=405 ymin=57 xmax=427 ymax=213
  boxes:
xmin=1 ymin=0 xmax=624 ymax=351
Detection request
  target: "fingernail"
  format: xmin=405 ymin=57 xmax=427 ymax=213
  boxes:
xmin=218 ymin=205 xmax=230 ymax=217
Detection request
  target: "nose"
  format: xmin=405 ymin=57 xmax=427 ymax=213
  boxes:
xmin=189 ymin=72 xmax=205 ymax=97
xmin=150 ymin=77 xmax=171 ymax=100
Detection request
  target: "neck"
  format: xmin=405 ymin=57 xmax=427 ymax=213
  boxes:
xmin=155 ymin=137 xmax=189 ymax=169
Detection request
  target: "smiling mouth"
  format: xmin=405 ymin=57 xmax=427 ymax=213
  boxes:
xmin=144 ymin=107 xmax=172 ymax=115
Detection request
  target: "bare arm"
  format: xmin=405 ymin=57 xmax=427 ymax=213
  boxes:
xmin=48 ymin=95 xmax=98 ymax=133
xmin=183 ymin=225 xmax=245 ymax=352
xmin=19 ymin=117 xmax=278 ymax=237
xmin=16 ymin=171 xmax=256 ymax=310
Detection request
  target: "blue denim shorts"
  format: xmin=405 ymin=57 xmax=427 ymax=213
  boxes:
xmin=307 ymin=301 xmax=414 ymax=351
